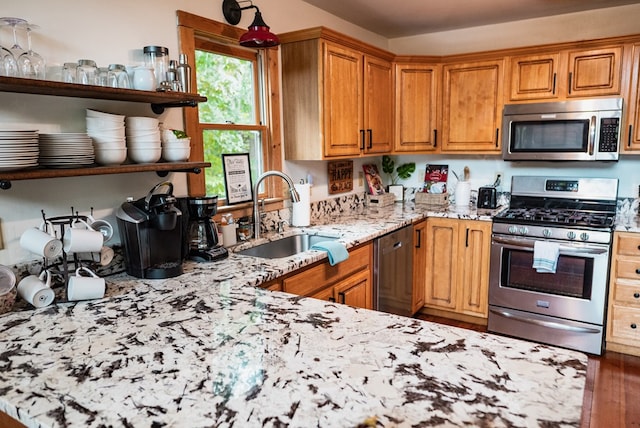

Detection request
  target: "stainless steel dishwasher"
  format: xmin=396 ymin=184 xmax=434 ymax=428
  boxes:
xmin=374 ymin=225 xmax=414 ymax=316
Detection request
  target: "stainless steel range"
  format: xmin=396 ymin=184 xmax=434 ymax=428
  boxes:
xmin=488 ymin=176 xmax=618 ymax=355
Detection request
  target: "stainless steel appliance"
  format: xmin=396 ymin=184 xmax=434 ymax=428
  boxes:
xmin=502 ymin=97 xmax=622 ymax=161
xmin=116 ymin=182 xmax=184 ymax=279
xmin=477 ymin=187 xmax=497 ymax=209
xmin=374 ymin=225 xmax=413 ymax=316
xmin=488 ymin=176 xmax=618 ymax=354
xmin=186 ymin=196 xmax=228 ymax=262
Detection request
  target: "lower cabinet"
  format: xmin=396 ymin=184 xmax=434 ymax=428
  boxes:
xmin=606 ymin=232 xmax=640 ymax=356
xmin=422 ymin=217 xmax=491 ymax=323
xmin=280 ymin=243 xmax=373 ymax=310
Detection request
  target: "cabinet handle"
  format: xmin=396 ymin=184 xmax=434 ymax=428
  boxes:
xmin=495 ymin=128 xmax=499 ymax=148
xmin=338 ymin=292 xmax=346 ymax=304
xmin=367 ymin=129 xmax=372 ymax=149
xmin=634 ymin=292 xmax=640 ymax=299
xmin=552 ymin=73 xmax=556 ymax=94
xmin=568 ymin=72 xmax=572 ymax=94
xmin=359 ymin=129 xmax=365 ymax=150
xmin=465 ymin=228 xmax=470 ymax=247
xmin=631 ymin=323 xmax=637 ymax=329
xmin=630 ymin=125 xmax=633 ymax=148
xmin=329 ymin=297 xmax=336 ymax=303
xmin=637 ymin=244 xmax=640 ymax=251
xmin=636 ymin=268 xmax=640 ymax=275
xmin=415 ymin=229 xmax=422 ymax=248
xmin=433 ymin=129 xmax=438 ymax=148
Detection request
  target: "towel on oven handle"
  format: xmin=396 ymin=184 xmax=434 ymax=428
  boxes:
xmin=532 ymin=241 xmax=560 ymax=274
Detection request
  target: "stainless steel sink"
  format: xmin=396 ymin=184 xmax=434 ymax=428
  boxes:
xmin=237 ymin=233 xmax=339 ymax=259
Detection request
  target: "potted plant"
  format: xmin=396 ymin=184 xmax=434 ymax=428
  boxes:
xmin=381 ymin=155 xmax=416 ymax=202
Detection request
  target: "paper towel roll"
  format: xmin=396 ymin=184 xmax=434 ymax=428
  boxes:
xmin=292 ymin=183 xmax=311 ymax=226
xmin=455 ymin=181 xmax=471 ymax=207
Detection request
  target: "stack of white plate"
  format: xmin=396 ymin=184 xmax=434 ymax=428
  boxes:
xmin=126 ymin=116 xmax=161 ymax=164
xmin=38 ymin=133 xmax=95 ymax=168
xmin=0 ymin=130 xmax=39 ymax=172
xmin=86 ymin=109 xmax=127 ymax=165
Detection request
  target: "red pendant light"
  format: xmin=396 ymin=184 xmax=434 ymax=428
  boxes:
xmin=222 ymin=0 xmax=280 ymax=48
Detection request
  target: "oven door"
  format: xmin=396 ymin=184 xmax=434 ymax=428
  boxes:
xmin=489 ymin=234 xmax=610 ymax=325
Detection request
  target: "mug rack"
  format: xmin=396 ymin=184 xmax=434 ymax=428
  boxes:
xmin=40 ymin=207 xmax=102 ymax=289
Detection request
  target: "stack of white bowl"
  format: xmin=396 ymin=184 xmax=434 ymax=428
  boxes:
xmin=161 ymin=129 xmax=191 ymax=162
xmin=86 ymin=109 xmax=127 ymax=165
xmin=126 ymin=116 xmax=161 ymax=164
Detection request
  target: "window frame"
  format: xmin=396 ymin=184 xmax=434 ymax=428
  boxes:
xmin=177 ymin=10 xmax=283 ymax=218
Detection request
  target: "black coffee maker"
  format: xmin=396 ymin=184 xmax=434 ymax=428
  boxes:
xmin=117 ymin=182 xmax=184 ymax=279
xmin=186 ymin=196 xmax=228 ymax=262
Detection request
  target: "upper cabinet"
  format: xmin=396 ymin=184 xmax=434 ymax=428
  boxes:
xmin=393 ymin=63 xmax=440 ymax=153
xmin=280 ymin=28 xmax=394 ymax=160
xmin=624 ymin=43 xmax=640 ymax=152
xmin=507 ymin=45 xmax=624 ymax=101
xmin=441 ymin=59 xmax=504 ymax=154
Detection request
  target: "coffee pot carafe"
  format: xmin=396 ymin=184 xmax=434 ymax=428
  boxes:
xmin=116 ymin=182 xmax=184 ymax=278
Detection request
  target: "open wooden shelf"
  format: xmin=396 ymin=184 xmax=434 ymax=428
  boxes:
xmin=0 ymin=76 xmax=207 ymax=113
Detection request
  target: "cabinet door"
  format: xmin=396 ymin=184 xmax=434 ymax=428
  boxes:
xmin=363 ymin=55 xmax=393 ymax=154
xmin=394 ymin=64 xmax=439 ymax=152
xmin=441 ymin=59 xmax=504 ymax=153
xmin=458 ymin=220 xmax=491 ymax=317
xmin=322 ymin=41 xmax=363 ymax=157
xmin=566 ymin=46 xmax=623 ymax=97
xmin=311 ymin=286 xmax=337 ymax=303
xmin=334 ymin=268 xmax=372 ymax=309
xmin=424 ymin=218 xmax=458 ymax=310
xmin=508 ymin=53 xmax=560 ymax=101
xmin=412 ymin=220 xmax=427 ymax=314
xmin=624 ymin=44 xmax=640 ymax=152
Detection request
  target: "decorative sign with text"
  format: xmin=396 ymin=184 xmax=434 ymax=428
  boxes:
xmin=328 ymin=160 xmax=353 ymax=194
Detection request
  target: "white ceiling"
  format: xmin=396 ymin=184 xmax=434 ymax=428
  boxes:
xmin=302 ymin=0 xmax=640 ymax=38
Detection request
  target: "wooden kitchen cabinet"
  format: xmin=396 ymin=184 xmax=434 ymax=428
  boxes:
xmin=606 ymin=232 xmax=640 ymax=356
xmin=624 ymin=43 xmax=640 ymax=152
xmin=441 ymin=59 xmax=504 ymax=154
xmin=507 ymin=45 xmax=624 ymax=101
xmin=412 ymin=220 xmax=427 ymax=314
xmin=393 ymin=63 xmax=440 ymax=153
xmin=280 ymin=28 xmax=394 ymax=160
xmin=282 ymin=243 xmax=373 ymax=309
xmin=423 ymin=217 xmax=491 ymax=323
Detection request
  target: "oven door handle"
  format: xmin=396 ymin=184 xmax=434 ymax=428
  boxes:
xmin=492 ymin=236 xmax=609 ymax=255
xmin=489 ymin=308 xmax=602 ymax=334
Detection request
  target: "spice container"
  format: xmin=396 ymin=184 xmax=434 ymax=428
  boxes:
xmin=143 ymin=45 xmax=169 ymax=89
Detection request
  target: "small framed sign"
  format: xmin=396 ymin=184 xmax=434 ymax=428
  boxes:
xmin=328 ymin=160 xmax=353 ymax=194
xmin=222 ymin=153 xmax=253 ymax=204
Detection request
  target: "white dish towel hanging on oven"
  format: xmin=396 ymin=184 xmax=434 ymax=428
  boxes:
xmin=532 ymin=241 xmax=560 ymax=273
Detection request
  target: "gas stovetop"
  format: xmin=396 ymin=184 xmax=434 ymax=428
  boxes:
xmin=495 ymin=207 xmax=615 ymax=229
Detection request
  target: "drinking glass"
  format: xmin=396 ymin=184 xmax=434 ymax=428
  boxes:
xmin=0 ymin=17 xmax=27 ymax=59
xmin=0 ymin=40 xmax=17 ymax=77
xmin=17 ymin=24 xmax=45 ymax=79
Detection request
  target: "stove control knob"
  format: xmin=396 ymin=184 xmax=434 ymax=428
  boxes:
xmin=542 ymin=228 xmax=552 ymax=238
xmin=580 ymin=232 xmax=590 ymax=241
xmin=508 ymin=226 xmax=518 ymax=234
xmin=567 ymin=231 xmax=576 ymax=240
xmin=518 ymin=226 xmax=528 ymax=235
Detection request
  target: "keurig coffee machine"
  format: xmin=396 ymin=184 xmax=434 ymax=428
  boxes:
xmin=116 ymin=181 xmax=184 ymax=279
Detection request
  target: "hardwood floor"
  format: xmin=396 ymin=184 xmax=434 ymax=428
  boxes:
xmin=415 ymin=314 xmax=640 ymax=427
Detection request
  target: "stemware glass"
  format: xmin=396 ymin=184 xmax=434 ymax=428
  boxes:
xmin=0 ymin=17 xmax=23 ymax=77
xmin=17 ymin=24 xmax=45 ymax=79
xmin=0 ymin=17 xmax=27 ymax=58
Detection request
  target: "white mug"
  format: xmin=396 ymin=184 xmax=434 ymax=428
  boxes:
xmin=67 ymin=267 xmax=106 ymax=301
xmin=17 ymin=270 xmax=55 ymax=308
xmin=77 ymin=245 xmax=114 ymax=267
xmin=63 ymin=219 xmax=104 ymax=253
xmin=20 ymin=222 xmax=63 ymax=259
xmin=87 ymin=218 xmax=114 ymax=243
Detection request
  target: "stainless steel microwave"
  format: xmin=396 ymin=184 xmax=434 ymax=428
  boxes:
xmin=502 ymin=97 xmax=622 ymax=161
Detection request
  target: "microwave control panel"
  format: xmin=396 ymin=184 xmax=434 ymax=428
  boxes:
xmin=598 ymin=117 xmax=620 ymax=152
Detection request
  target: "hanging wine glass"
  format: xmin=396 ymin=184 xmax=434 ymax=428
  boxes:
xmin=0 ymin=17 xmax=27 ymax=59
xmin=0 ymin=31 xmax=17 ymax=77
xmin=17 ymin=23 xmax=45 ymax=79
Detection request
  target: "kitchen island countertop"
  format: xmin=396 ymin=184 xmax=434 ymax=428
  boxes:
xmin=0 ymin=202 xmax=588 ymax=427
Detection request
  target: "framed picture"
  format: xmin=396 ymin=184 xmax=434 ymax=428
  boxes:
xmin=222 ymin=153 xmax=253 ymax=204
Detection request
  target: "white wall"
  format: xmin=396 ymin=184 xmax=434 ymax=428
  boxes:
xmin=0 ymin=0 xmax=638 ymax=265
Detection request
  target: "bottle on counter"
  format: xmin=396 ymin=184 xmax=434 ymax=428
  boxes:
xmin=176 ymin=53 xmax=191 ymax=93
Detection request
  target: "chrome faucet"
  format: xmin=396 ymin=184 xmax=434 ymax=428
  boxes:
xmin=253 ymin=171 xmax=300 ymax=239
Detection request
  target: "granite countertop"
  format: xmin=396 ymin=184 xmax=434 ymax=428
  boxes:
xmin=0 ymin=202 xmax=589 ymax=427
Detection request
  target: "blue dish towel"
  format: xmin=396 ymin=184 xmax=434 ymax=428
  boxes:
xmin=310 ymin=240 xmax=349 ymax=266
xmin=532 ymin=241 xmax=560 ymax=274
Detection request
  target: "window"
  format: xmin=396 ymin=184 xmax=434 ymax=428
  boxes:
xmin=178 ymin=11 xmax=283 ymax=214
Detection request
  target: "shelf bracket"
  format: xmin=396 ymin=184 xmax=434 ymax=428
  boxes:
xmin=151 ymin=100 xmax=198 ymax=114
xmin=0 ymin=180 xmax=11 ymax=190
xmin=155 ymin=167 xmax=203 ymax=178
